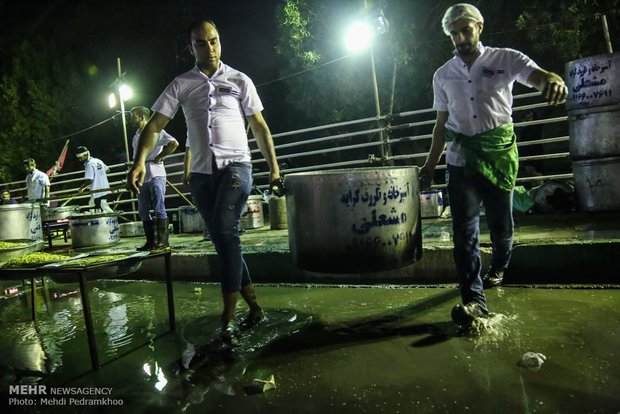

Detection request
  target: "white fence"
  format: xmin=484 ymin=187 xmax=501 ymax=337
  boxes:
xmin=3 ymin=91 xmax=570 ymax=223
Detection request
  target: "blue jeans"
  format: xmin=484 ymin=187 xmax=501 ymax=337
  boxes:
xmin=447 ymin=165 xmax=514 ymax=307
xmin=138 ymin=176 xmax=168 ymax=221
xmin=190 ymin=162 xmax=252 ymax=293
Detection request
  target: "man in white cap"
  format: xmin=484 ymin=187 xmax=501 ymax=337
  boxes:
xmin=76 ymin=146 xmax=113 ymax=213
xmin=23 ymin=158 xmax=50 ymax=205
xmin=420 ymin=3 xmax=567 ymax=330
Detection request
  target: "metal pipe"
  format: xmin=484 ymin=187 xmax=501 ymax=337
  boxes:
xmin=599 ymin=14 xmax=614 ymax=53
xmin=166 ymin=179 xmax=194 ymax=206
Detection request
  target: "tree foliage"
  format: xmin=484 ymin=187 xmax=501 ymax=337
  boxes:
xmin=0 ymin=38 xmax=86 ymax=182
xmin=516 ymin=0 xmax=620 ymax=68
xmin=273 ymin=0 xmax=620 ymax=129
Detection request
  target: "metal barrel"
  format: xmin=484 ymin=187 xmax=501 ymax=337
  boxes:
xmin=178 ymin=206 xmax=205 ymax=233
xmin=285 ymin=167 xmax=422 ymax=273
xmin=565 ymin=52 xmax=619 ymax=111
xmin=572 ymin=156 xmax=620 ymax=212
xmin=566 ymin=53 xmax=620 ymax=211
xmin=0 ymin=203 xmax=43 ymax=242
xmin=69 ymin=213 xmax=121 ymax=248
xmin=568 ymin=104 xmax=620 ymax=159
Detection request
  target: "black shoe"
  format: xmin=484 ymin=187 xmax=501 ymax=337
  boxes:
xmin=451 ymin=302 xmax=489 ymax=328
xmin=482 ymin=267 xmax=505 ymax=289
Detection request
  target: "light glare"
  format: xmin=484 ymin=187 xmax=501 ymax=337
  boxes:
xmin=119 ymin=85 xmax=132 ymax=101
xmin=345 ymin=22 xmax=372 ymax=51
xmin=108 ymin=93 xmax=116 ymax=108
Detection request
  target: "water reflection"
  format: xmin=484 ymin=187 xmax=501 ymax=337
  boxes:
xmin=1 ymin=282 xmax=619 ymax=413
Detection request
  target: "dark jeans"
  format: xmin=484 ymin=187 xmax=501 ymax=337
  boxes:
xmin=93 ymin=194 xmax=110 ymax=210
xmin=137 ymin=176 xmax=168 ymax=220
xmin=190 ymin=162 xmax=252 ymax=293
xmin=447 ymin=165 xmax=514 ymax=307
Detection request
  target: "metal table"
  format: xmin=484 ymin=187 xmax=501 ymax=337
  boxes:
xmin=0 ymin=250 xmax=174 ymax=370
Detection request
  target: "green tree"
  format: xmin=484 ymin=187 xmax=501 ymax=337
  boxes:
xmin=0 ymin=39 xmax=85 ymax=182
xmin=273 ymin=0 xmax=619 ymax=129
xmin=516 ymin=0 xmax=620 ymax=68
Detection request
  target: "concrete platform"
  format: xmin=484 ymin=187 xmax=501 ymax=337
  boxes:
xmin=45 ymin=211 xmax=620 ymax=286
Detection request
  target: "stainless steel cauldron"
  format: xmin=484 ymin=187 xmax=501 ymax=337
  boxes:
xmin=572 ymin=156 xmax=620 ymax=211
xmin=0 ymin=203 xmax=43 ymax=242
xmin=41 ymin=205 xmax=82 ymax=222
xmin=120 ymin=221 xmax=145 ymax=237
xmin=179 ymin=206 xmax=205 ymax=233
xmin=565 ymin=52 xmax=619 ymax=111
xmin=568 ymin=105 xmax=620 ymax=159
xmin=285 ymin=167 xmax=422 ymax=273
xmin=69 ymin=213 xmax=121 ymax=248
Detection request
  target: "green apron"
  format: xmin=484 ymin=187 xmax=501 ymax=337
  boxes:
xmin=445 ymin=123 xmax=519 ymax=192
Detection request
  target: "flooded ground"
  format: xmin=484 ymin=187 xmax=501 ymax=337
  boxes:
xmin=1 ymin=279 xmax=619 ymax=413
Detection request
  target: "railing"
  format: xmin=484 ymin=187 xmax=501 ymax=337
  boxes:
xmin=2 ymin=91 xmax=570 ymax=223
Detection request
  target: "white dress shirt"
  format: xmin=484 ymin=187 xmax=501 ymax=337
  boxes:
xmin=433 ymin=43 xmax=540 ymax=166
xmin=152 ymin=63 xmax=263 ymax=174
xmin=132 ymin=129 xmax=177 ymax=182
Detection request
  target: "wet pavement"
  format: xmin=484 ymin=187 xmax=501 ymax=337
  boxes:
xmin=1 ymin=211 xmax=620 ymax=413
xmin=1 ymin=281 xmax=619 ymax=413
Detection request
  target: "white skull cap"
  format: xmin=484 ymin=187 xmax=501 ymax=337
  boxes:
xmin=442 ymin=3 xmax=484 ymax=36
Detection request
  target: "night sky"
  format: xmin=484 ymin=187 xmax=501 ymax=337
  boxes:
xmin=1 ymin=0 xmax=285 ymax=145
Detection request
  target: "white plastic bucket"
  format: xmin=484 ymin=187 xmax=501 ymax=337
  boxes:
xmin=420 ymin=190 xmax=443 ymax=219
xmin=240 ymin=195 xmax=264 ymax=229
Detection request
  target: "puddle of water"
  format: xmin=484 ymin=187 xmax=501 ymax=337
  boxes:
xmin=0 ymin=281 xmax=619 ymax=413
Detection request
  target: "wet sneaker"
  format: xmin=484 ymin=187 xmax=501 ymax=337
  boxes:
xmin=220 ymin=320 xmax=240 ymax=347
xmin=482 ymin=267 xmax=505 ymax=288
xmin=451 ymin=302 xmax=489 ymax=328
xmin=240 ymin=310 xmax=265 ymax=330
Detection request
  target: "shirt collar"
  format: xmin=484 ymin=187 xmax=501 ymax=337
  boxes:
xmin=453 ymin=41 xmax=485 ymax=58
xmin=193 ymin=61 xmax=225 ymax=79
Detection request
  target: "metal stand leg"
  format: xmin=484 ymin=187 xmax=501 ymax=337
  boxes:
xmin=30 ymin=277 xmax=36 ymax=321
xmin=164 ymin=253 xmax=176 ymax=331
xmin=78 ymin=271 xmax=99 ymax=370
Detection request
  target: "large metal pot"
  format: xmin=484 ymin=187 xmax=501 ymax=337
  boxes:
xmin=0 ymin=203 xmax=43 ymax=242
xmin=179 ymin=206 xmax=205 ymax=233
xmin=572 ymin=156 xmax=620 ymax=211
xmin=565 ymin=52 xmax=619 ymax=111
xmin=0 ymin=239 xmax=44 ymax=262
xmin=285 ymin=167 xmax=422 ymax=273
xmin=41 ymin=205 xmax=81 ymax=222
xmin=69 ymin=213 xmax=121 ymax=248
xmin=120 ymin=221 xmax=144 ymax=237
xmin=568 ymin=104 xmax=620 ymax=159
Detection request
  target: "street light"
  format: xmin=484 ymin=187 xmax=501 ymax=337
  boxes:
xmin=108 ymin=58 xmax=132 ymax=163
xmin=345 ymin=6 xmax=389 ymax=163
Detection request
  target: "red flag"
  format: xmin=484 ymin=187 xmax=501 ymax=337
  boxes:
xmin=47 ymin=139 xmax=70 ymax=178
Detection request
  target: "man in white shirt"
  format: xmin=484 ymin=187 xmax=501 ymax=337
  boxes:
xmin=23 ymin=158 xmax=50 ymax=205
xmin=76 ymin=146 xmax=113 ymax=213
xmin=128 ymin=19 xmax=281 ymax=347
xmin=130 ymin=106 xmax=179 ymax=251
xmin=420 ymin=3 xmax=567 ymax=331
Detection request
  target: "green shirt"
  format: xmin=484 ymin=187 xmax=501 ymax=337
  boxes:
xmin=444 ymin=123 xmax=519 ymax=192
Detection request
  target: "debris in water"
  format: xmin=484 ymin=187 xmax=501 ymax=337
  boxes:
xmin=518 ymin=352 xmax=546 ymax=370
xmin=253 ymin=374 xmax=276 ymax=392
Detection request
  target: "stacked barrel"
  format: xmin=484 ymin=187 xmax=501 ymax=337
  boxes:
xmin=566 ymin=52 xmax=620 ymax=211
